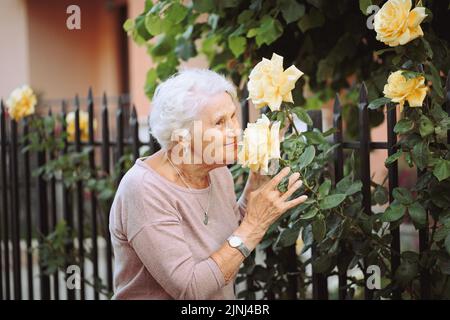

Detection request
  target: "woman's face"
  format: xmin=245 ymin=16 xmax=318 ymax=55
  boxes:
xmin=187 ymin=91 xmax=241 ymax=167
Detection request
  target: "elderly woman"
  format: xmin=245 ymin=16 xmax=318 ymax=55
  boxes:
xmin=109 ymin=69 xmax=308 ymax=300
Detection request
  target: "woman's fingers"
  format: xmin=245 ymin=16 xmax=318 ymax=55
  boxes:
xmin=280 ymin=178 xmax=303 ymax=201
xmin=287 ymin=172 xmax=300 ymax=189
xmin=283 ymin=194 xmax=308 ymax=211
xmin=264 ymin=166 xmax=291 ymax=190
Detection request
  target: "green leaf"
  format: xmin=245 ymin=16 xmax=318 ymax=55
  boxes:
xmin=373 ymin=185 xmax=388 ymax=205
xmin=300 ymin=207 xmax=319 ymax=220
xmin=151 ymin=34 xmax=175 ymax=57
xmin=381 ymin=203 xmax=406 ymax=222
xmin=255 ymin=16 xmax=283 ymax=47
xmin=359 ymin=0 xmax=372 ymax=15
xmin=411 ymin=141 xmax=429 ymax=170
xmin=145 ymin=14 xmax=163 ymax=36
xmin=427 ymin=62 xmax=444 ymax=98
xmin=299 ymin=146 xmax=315 ymax=170
xmin=318 ymin=179 xmax=331 ymax=197
xmin=433 ymin=159 xmax=450 ymax=182
xmin=193 ymin=0 xmax=214 ymax=12
xmin=237 ymin=10 xmax=253 ymax=24
xmin=385 ymin=150 xmax=402 ymax=166
xmin=368 ymin=97 xmax=391 ymax=110
xmin=292 ymin=107 xmax=313 ymax=126
xmin=419 ymin=115 xmax=434 ymax=137
xmin=401 ymin=70 xmax=423 ymax=80
xmin=228 ymin=36 xmax=246 ymax=58
xmin=312 ymin=217 xmax=326 ymax=241
xmin=394 ymin=118 xmax=414 ymax=134
xmin=408 ymin=202 xmax=427 ymax=228
xmin=393 ymin=187 xmax=413 ymax=205
xmin=165 ymin=3 xmax=188 ymax=24
xmin=280 ymin=0 xmax=305 ymax=24
xmin=298 ymin=7 xmax=325 ymax=32
xmin=319 ymin=194 xmax=346 ymax=210
xmin=277 ymin=224 xmax=301 ymax=247
xmin=123 ymin=19 xmax=134 ymax=32
xmin=175 ymin=36 xmax=196 ymax=61
xmin=434 ymin=224 xmax=450 ymax=242
xmin=395 ymin=260 xmax=418 ymax=287
xmin=445 ymin=234 xmax=450 ymax=256
xmin=345 ymin=181 xmax=362 ymax=196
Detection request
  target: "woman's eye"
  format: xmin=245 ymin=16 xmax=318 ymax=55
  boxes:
xmin=216 ymin=119 xmax=224 ymax=125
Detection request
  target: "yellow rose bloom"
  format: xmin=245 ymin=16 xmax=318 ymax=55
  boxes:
xmin=66 ymin=110 xmax=97 ymax=142
xmin=238 ymin=114 xmax=281 ymax=174
xmin=247 ymin=53 xmax=304 ymax=112
xmin=383 ymin=70 xmax=427 ymax=108
xmin=374 ymin=0 xmax=427 ymax=47
xmin=6 ymin=85 xmax=37 ymax=121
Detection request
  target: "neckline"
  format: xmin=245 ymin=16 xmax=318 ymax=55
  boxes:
xmin=136 ymin=156 xmax=212 ymax=194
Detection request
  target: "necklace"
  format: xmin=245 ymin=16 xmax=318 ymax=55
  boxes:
xmin=166 ymin=155 xmax=212 ymax=225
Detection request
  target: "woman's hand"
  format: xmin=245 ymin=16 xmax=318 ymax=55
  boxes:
xmin=236 ymin=167 xmax=308 ymax=246
xmin=211 ymin=167 xmax=307 ymax=285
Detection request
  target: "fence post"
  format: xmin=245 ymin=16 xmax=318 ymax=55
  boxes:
xmin=130 ymin=105 xmax=140 ymax=161
xmin=74 ymin=95 xmax=86 ymax=300
xmin=358 ymin=82 xmax=374 ymax=300
xmin=333 ymin=94 xmax=348 ymax=300
xmin=446 ymin=71 xmax=450 ymax=147
xmin=308 ymin=109 xmax=329 ymax=300
xmin=9 ymin=118 xmax=21 ymax=300
xmin=116 ymin=96 xmax=124 ymax=183
xmin=101 ymin=93 xmax=114 ymax=293
xmin=61 ymin=100 xmax=75 ymax=300
xmin=87 ymin=88 xmax=99 ymax=300
xmin=37 ymin=144 xmax=50 ymax=299
xmin=386 ymin=103 xmax=401 ymax=299
xmin=48 ymin=108 xmax=59 ymax=300
xmin=0 ymin=100 xmax=10 ymax=300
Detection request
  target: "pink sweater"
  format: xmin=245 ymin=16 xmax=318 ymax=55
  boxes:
xmin=109 ymin=157 xmax=246 ymax=300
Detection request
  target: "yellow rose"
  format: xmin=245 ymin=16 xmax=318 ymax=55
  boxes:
xmin=247 ymin=53 xmax=304 ymax=112
xmin=238 ymin=114 xmax=281 ymax=174
xmin=374 ymin=0 xmax=427 ymax=47
xmin=66 ymin=110 xmax=97 ymax=142
xmin=383 ymin=70 xmax=427 ymax=108
xmin=6 ymin=85 xmax=37 ymax=121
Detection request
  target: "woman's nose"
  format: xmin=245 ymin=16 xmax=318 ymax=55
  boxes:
xmin=225 ymin=124 xmax=241 ymax=139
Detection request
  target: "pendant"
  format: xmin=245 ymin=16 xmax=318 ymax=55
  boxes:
xmin=203 ymin=212 xmax=208 ymax=225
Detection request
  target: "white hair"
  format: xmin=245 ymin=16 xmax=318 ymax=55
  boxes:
xmin=149 ymin=68 xmax=237 ymax=150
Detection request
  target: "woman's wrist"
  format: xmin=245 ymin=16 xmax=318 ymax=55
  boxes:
xmin=233 ymin=218 xmax=266 ymax=252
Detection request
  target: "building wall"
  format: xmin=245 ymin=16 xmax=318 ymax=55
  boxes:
xmin=0 ymin=0 xmax=30 ymax=99
xmin=26 ymin=0 xmax=123 ymax=103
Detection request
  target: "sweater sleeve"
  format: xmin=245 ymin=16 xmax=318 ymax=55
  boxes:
xmin=129 ymin=221 xmax=225 ymax=300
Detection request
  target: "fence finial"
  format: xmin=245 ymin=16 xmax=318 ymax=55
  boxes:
xmin=358 ymin=82 xmax=368 ymax=108
xmin=88 ymin=87 xmax=93 ymax=105
xmin=74 ymin=94 xmax=80 ymax=110
xmin=333 ymin=93 xmax=341 ymax=114
xmin=61 ymin=100 xmax=67 ymax=116
xmin=102 ymin=92 xmax=108 ymax=110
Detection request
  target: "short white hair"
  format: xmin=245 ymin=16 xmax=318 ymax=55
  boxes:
xmin=149 ymin=68 xmax=237 ymax=149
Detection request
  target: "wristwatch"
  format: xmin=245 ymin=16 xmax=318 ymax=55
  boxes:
xmin=227 ymin=235 xmax=251 ymax=258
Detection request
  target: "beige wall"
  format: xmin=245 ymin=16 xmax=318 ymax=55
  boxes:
xmin=26 ymin=0 xmax=123 ymax=103
xmin=127 ymin=0 xmax=152 ymax=121
xmin=0 ymin=0 xmax=30 ymax=99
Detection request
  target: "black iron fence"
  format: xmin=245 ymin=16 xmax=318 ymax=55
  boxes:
xmin=0 ymin=74 xmax=449 ymax=299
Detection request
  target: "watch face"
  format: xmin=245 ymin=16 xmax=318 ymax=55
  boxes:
xmin=229 ymin=236 xmax=242 ymax=247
